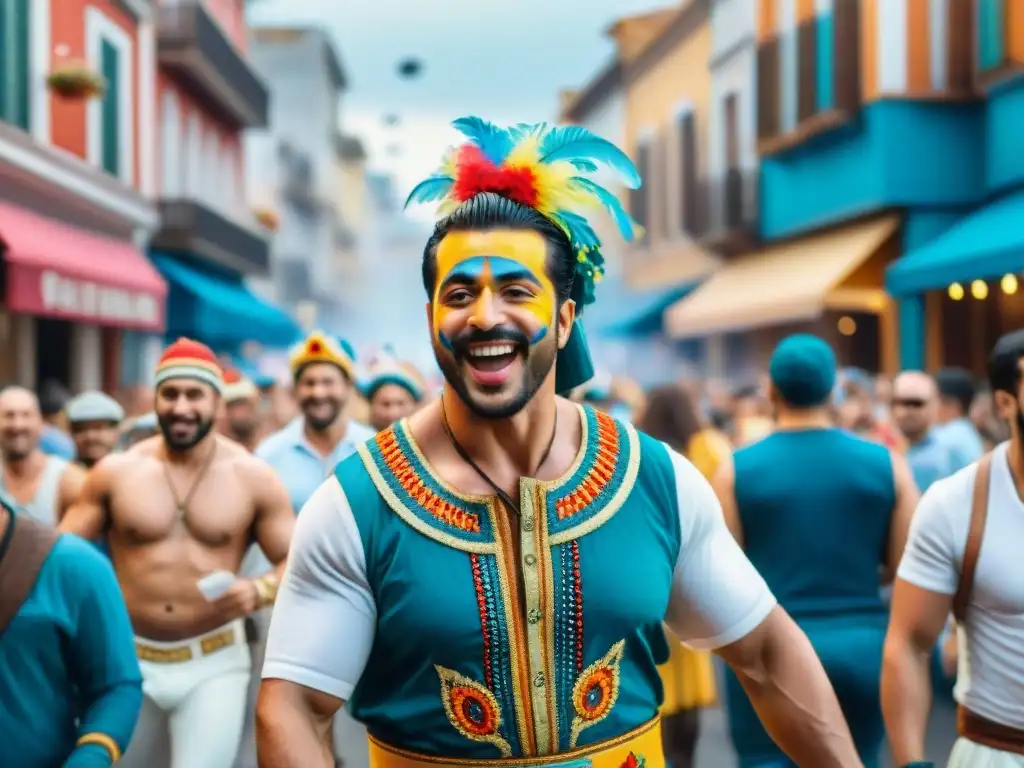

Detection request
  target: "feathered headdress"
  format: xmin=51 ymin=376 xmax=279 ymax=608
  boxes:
xmin=405 ymin=117 xmax=643 ymax=392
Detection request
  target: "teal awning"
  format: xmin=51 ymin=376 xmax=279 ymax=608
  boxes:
xmin=886 ymin=189 xmax=1024 ymax=295
xmin=591 ymin=282 xmax=698 ymax=337
xmin=153 ymin=253 xmax=301 ymax=350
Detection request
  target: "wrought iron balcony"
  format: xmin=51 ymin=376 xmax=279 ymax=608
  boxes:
xmin=152 ymin=199 xmax=270 ymax=275
xmin=157 ymin=2 xmax=269 ymax=129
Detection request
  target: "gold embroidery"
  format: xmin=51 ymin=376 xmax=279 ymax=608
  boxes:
xmin=436 ymin=665 xmax=513 ymax=757
xmin=570 ymin=640 xmax=626 ymax=748
xmin=491 ymin=500 xmax=537 ymax=754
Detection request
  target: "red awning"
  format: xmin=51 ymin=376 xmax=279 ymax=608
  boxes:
xmin=0 ymin=202 xmax=167 ymax=332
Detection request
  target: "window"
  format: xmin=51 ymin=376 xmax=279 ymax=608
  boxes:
xmin=677 ymin=109 xmax=698 ymax=235
xmin=161 ymin=90 xmax=182 ymax=197
xmin=185 ymin=112 xmax=201 ymax=197
xmin=977 ymin=0 xmax=1004 ymax=72
xmin=757 ymin=0 xmax=860 ymax=152
xmin=86 ymin=8 xmax=133 ymax=183
xmin=100 ymin=40 xmax=120 ymax=176
xmin=630 ymin=138 xmax=650 ymax=246
xmin=0 ymin=0 xmax=31 ymax=131
xmin=723 ymin=93 xmax=743 ymax=230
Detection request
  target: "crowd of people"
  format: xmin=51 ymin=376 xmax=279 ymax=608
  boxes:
xmin=1 ymin=115 xmax=1022 ymax=768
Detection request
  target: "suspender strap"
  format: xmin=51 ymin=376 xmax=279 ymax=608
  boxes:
xmin=953 ymin=453 xmax=992 ymax=624
xmin=0 ymin=511 xmax=59 ymax=636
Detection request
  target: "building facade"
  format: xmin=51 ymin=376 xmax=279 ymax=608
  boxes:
xmin=245 ymin=26 xmax=347 ymax=331
xmin=0 ymin=0 xmax=168 ymax=393
xmin=144 ymin=0 xmax=297 ymax=366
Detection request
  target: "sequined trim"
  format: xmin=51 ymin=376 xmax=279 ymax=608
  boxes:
xmin=570 ymin=640 xmax=626 ymax=748
xmin=437 ymin=665 xmax=513 ymax=757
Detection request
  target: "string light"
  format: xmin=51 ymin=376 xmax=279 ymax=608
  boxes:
xmin=837 ymin=316 xmax=856 ymax=336
xmin=948 ymin=282 xmax=964 ymax=300
xmin=1002 ymin=274 xmax=1018 ymax=295
xmin=971 ymin=280 xmax=988 ymax=300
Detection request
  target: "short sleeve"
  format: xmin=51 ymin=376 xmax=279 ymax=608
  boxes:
xmin=663 ymin=448 xmax=777 ymax=650
xmin=262 ymin=477 xmax=376 ymax=700
xmin=896 ymin=469 xmax=971 ymax=595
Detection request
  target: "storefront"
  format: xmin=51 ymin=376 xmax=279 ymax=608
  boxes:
xmin=151 ymin=253 xmax=300 ymax=355
xmin=664 ymin=215 xmax=901 ymax=373
xmin=0 ymin=202 xmax=167 ymax=392
xmin=886 ymin=187 xmax=1024 ymax=375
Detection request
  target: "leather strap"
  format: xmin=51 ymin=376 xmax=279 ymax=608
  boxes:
xmin=0 ymin=511 xmax=59 ymax=637
xmin=953 ymin=453 xmax=992 ymax=624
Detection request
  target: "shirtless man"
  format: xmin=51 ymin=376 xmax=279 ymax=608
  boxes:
xmin=0 ymin=386 xmax=85 ymax=525
xmin=61 ymin=338 xmax=295 ymax=768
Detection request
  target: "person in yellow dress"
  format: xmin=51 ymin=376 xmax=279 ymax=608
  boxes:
xmin=635 ymin=383 xmax=730 ymax=768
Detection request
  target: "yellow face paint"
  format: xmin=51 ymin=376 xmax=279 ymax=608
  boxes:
xmin=432 ymin=229 xmax=556 ymax=349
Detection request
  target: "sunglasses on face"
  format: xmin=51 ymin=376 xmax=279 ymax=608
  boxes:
xmin=893 ymin=398 xmax=927 ymax=409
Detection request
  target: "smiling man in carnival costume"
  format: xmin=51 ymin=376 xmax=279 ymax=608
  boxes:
xmin=256 ymin=118 xmax=863 ymax=768
xmin=361 ymin=358 xmax=426 ymax=431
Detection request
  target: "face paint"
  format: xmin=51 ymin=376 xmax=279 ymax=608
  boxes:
xmin=432 ymin=229 xmax=556 ymax=349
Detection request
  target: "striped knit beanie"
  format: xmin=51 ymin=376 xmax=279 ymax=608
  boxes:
xmin=154 ymin=338 xmax=223 ymax=393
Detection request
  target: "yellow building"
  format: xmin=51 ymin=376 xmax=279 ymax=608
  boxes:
xmin=620 ymin=1 xmax=723 ymax=291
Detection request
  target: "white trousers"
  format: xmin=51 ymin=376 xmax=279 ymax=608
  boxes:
xmin=121 ymin=621 xmax=252 ymax=768
xmin=948 ymin=738 xmax=1024 ymax=768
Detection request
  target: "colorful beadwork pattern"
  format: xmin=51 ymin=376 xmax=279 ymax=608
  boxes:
xmin=555 ymin=410 xmax=620 ymax=520
xmin=437 ymin=665 xmax=513 ymax=757
xmin=377 ymin=428 xmax=480 ymax=532
xmin=570 ymin=640 xmax=626 ymax=748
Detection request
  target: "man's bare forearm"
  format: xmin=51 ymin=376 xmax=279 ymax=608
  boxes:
xmin=881 ymin=637 xmax=932 ymax=765
xmin=731 ymin=620 xmax=862 ymax=767
xmin=256 ymin=682 xmax=335 ymax=768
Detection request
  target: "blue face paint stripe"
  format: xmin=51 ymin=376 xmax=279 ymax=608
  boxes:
xmin=438 ymin=255 xmax=543 ymax=292
xmin=530 ymin=327 xmax=547 ymax=344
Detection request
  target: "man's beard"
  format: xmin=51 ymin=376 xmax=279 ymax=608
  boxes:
xmin=300 ymin=399 xmax=343 ymax=432
xmin=157 ymin=414 xmax=215 ymax=453
xmin=435 ymin=326 xmax=556 ymax=420
xmin=229 ymin=419 xmax=257 ymax=442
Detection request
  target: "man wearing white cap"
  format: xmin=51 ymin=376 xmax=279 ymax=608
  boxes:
xmin=66 ymin=391 xmax=125 ymax=469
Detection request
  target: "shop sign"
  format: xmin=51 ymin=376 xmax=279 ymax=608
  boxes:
xmin=39 ymin=269 xmax=161 ymax=327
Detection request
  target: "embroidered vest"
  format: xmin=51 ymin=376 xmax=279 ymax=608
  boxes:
xmin=335 ymin=405 xmax=680 ymax=759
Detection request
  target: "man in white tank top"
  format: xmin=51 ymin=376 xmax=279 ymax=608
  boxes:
xmin=882 ymin=329 xmax=1024 ymax=768
xmin=0 ymin=386 xmax=84 ymax=526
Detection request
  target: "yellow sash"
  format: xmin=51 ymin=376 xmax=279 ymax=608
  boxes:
xmin=368 ymin=717 xmax=663 ymax=767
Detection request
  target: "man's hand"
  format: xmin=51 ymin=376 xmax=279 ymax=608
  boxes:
xmin=213 ymin=579 xmax=260 ymax=621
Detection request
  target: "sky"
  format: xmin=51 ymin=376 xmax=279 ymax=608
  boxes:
xmin=247 ymin=0 xmax=667 ymax=213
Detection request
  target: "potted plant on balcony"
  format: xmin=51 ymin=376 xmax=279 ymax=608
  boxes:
xmin=47 ymin=61 xmax=106 ymax=100
xmin=254 ymin=207 xmax=279 ymax=232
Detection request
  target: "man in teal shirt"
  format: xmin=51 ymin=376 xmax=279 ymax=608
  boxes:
xmin=0 ymin=495 xmax=142 ymax=766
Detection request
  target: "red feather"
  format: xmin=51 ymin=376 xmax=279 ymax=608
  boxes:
xmin=452 ymin=144 xmax=539 ymax=207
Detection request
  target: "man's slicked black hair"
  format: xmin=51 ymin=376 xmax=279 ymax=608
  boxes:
xmin=935 ymin=366 xmax=977 ymax=414
xmin=988 ymin=329 xmax=1024 ymax=396
xmin=421 ymin=192 xmax=576 ymax=304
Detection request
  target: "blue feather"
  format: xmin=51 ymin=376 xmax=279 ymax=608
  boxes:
xmin=508 ymin=122 xmax=546 ymax=143
xmin=569 ymin=177 xmax=637 ymax=241
xmin=451 ymin=116 xmax=513 ymax=164
xmin=569 ymin=159 xmax=598 ymax=172
xmin=538 ymin=126 xmax=642 ymax=189
xmin=557 ymin=210 xmax=601 ymax=250
xmin=404 ymin=176 xmax=453 ymax=208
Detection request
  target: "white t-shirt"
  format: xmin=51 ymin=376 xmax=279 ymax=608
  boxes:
xmin=262 ymin=446 xmax=777 ymax=701
xmin=897 ymin=441 xmax=1024 ymax=728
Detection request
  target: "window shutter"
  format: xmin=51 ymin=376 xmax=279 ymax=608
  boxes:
xmin=977 ymin=0 xmax=1004 ymax=72
xmin=757 ymin=37 xmax=781 ymax=140
xmin=679 ymin=112 xmax=697 ymax=234
xmin=11 ymin=0 xmax=29 ymax=130
xmin=101 ymin=39 xmax=120 ymax=176
xmin=797 ymin=13 xmax=817 ymax=121
xmin=833 ymin=0 xmax=861 ymax=112
xmin=631 ymin=142 xmax=649 ymax=244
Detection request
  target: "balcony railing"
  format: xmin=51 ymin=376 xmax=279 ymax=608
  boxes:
xmin=152 ymin=199 xmax=270 ymax=275
xmin=671 ymin=169 xmax=758 ymax=251
xmin=157 ymin=2 xmax=269 ymax=129
xmin=279 ymin=143 xmax=322 ymax=218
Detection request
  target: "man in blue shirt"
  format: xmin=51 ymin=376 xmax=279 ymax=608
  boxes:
xmin=933 ymin=368 xmax=985 ymax=471
xmin=255 ymin=332 xmax=375 ymax=513
xmin=0 ymin=494 xmax=142 ymax=766
xmin=38 ymin=380 xmax=76 ymax=461
xmin=234 ymin=331 xmax=374 ymax=768
xmin=891 ymin=372 xmax=957 ymax=492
